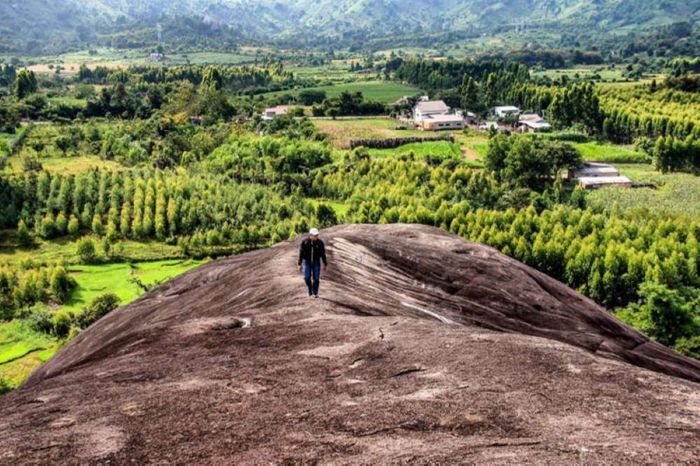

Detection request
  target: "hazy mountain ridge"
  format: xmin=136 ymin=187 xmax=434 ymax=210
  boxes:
xmin=0 ymin=0 xmax=698 ymax=53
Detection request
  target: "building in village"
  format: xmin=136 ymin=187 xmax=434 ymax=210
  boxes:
xmin=261 ymin=106 xmax=289 ymax=120
xmin=413 ymin=100 xmax=466 ymax=131
xmin=518 ymin=113 xmax=552 ymax=132
xmin=494 ymin=106 xmax=521 ymax=119
xmin=570 ymin=162 xmax=633 ymax=189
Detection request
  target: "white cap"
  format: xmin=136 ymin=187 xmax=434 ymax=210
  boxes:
xmin=309 ymin=228 xmax=320 ymax=236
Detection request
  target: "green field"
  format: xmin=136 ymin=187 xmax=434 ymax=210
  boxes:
xmin=306 ymin=199 xmax=350 ymax=219
xmin=587 ymin=164 xmax=700 ymax=219
xmin=20 ymin=48 xmax=257 ymax=73
xmin=367 ymin=140 xmax=463 ymax=159
xmin=314 ymin=117 xmax=425 ymax=148
xmin=264 ymin=81 xmax=422 ymax=104
xmin=65 ymin=259 xmax=203 ymax=311
xmin=0 ymin=234 xmax=184 ymax=266
xmin=0 ymin=320 xmax=59 ymax=386
xmin=6 ymin=155 xmax=123 ymax=174
xmin=0 ymin=258 xmax=203 ymax=387
xmin=532 ymin=66 xmax=628 ymax=82
xmin=572 ymin=141 xmax=650 ymax=163
xmin=289 ymin=64 xmax=356 ymax=84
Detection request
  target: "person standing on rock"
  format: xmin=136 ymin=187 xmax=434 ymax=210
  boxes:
xmin=298 ymin=228 xmax=328 ymax=298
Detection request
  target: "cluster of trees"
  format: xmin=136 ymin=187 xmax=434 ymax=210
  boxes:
xmin=484 ymin=135 xmax=582 ymax=190
xmin=206 ymin=134 xmax=332 ymax=189
xmin=312 ymin=149 xmax=513 ymax=223
xmin=77 ymin=64 xmax=301 ymax=96
xmin=310 ymin=91 xmax=385 ymax=117
xmin=448 ymin=206 xmax=700 ymax=357
xmin=599 ymin=86 xmax=700 ymax=143
xmin=650 ymin=135 xmax=700 ymax=174
xmin=27 ymin=292 xmax=121 ymax=339
xmin=395 ymin=59 xmax=529 ymax=90
xmin=17 ymin=118 xmax=233 ymax=168
xmin=0 ymin=168 xmax=321 ymax=248
xmin=0 ymin=265 xmax=75 ymax=320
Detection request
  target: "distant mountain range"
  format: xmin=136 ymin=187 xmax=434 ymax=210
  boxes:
xmin=1 ymin=0 xmax=699 ymax=53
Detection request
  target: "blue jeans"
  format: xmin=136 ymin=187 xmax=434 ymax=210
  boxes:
xmin=303 ymin=260 xmax=322 ymax=296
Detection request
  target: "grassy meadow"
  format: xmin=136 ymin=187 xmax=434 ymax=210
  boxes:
xmin=20 ymin=48 xmax=257 ymax=75
xmin=572 ymin=141 xmax=650 ymax=163
xmin=314 ymin=117 xmax=425 ymax=148
xmin=264 ymin=80 xmax=422 ymax=104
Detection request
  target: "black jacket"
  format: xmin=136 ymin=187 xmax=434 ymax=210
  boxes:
xmin=298 ymin=238 xmax=327 ymax=266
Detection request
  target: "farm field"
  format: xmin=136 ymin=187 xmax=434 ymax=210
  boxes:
xmin=587 ymin=164 xmax=700 ymax=219
xmin=367 ymin=140 xmax=463 ymax=159
xmin=532 ymin=66 xmax=626 ymax=82
xmin=289 ymin=64 xmax=356 ymax=84
xmin=0 ymin=320 xmax=59 ymax=387
xmin=314 ymin=117 xmax=425 ymax=148
xmin=572 ymin=141 xmax=650 ymax=163
xmin=19 ymin=48 xmax=257 ymax=74
xmin=0 ymin=234 xmax=184 ymax=266
xmin=306 ymin=199 xmax=350 ymax=219
xmin=0 ymin=259 xmax=203 ymax=387
xmin=531 ymin=65 xmax=661 ymax=85
xmin=64 ymin=259 xmax=204 ymax=312
xmin=6 ymin=155 xmax=124 ymax=174
xmin=263 ymin=81 xmax=422 ymax=104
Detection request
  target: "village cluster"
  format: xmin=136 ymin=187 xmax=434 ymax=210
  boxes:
xmin=261 ymin=97 xmax=632 ymax=189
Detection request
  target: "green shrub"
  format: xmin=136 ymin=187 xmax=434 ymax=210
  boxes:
xmin=67 ymin=215 xmax=80 ymax=235
xmin=52 ymin=310 xmax=73 ymax=338
xmin=675 ymin=336 xmax=700 ymax=359
xmin=76 ymin=238 xmax=97 ymax=263
xmin=0 ymin=375 xmax=12 ymax=395
xmin=76 ymin=293 xmax=121 ymax=329
xmin=49 ymin=267 xmax=76 ymax=303
xmin=17 ymin=219 xmax=32 ymax=246
xmin=28 ymin=306 xmax=53 ymax=334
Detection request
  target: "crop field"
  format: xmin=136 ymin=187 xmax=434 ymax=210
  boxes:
xmin=455 ymin=133 xmax=490 ymax=161
xmin=367 ymin=140 xmax=463 ymax=159
xmin=6 ymin=155 xmax=124 ymax=175
xmin=572 ymin=141 xmax=650 ymax=163
xmin=0 ymin=234 xmax=185 ymax=266
xmin=587 ymin=164 xmax=700 ymax=219
xmin=65 ymin=259 xmax=203 ymax=312
xmin=289 ymin=64 xmax=356 ymax=84
xmin=264 ymin=81 xmax=422 ymax=104
xmin=314 ymin=118 xmax=425 ymax=148
xmin=306 ymin=199 xmax=350 ymax=219
xmin=532 ymin=66 xmax=629 ymax=82
xmin=19 ymin=48 xmax=257 ymax=75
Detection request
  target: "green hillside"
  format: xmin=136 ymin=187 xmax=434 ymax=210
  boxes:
xmin=1 ymin=0 xmax=699 ymax=54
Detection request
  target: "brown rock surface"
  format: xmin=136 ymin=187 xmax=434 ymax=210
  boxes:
xmin=1 ymin=224 xmax=699 ymax=464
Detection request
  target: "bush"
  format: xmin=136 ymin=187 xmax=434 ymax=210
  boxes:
xmin=17 ymin=219 xmax=32 ymax=246
xmin=28 ymin=306 xmax=53 ymax=334
xmin=49 ymin=267 xmax=76 ymax=303
xmin=52 ymin=310 xmax=73 ymax=338
xmin=546 ymin=132 xmax=591 ymax=143
xmin=76 ymin=238 xmax=97 ymax=263
xmin=76 ymin=293 xmax=121 ymax=329
xmin=675 ymin=336 xmax=700 ymax=359
xmin=0 ymin=375 xmax=12 ymax=395
xmin=67 ymin=215 xmax=80 ymax=235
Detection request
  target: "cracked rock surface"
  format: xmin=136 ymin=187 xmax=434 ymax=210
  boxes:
xmin=1 ymin=224 xmax=699 ymax=464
